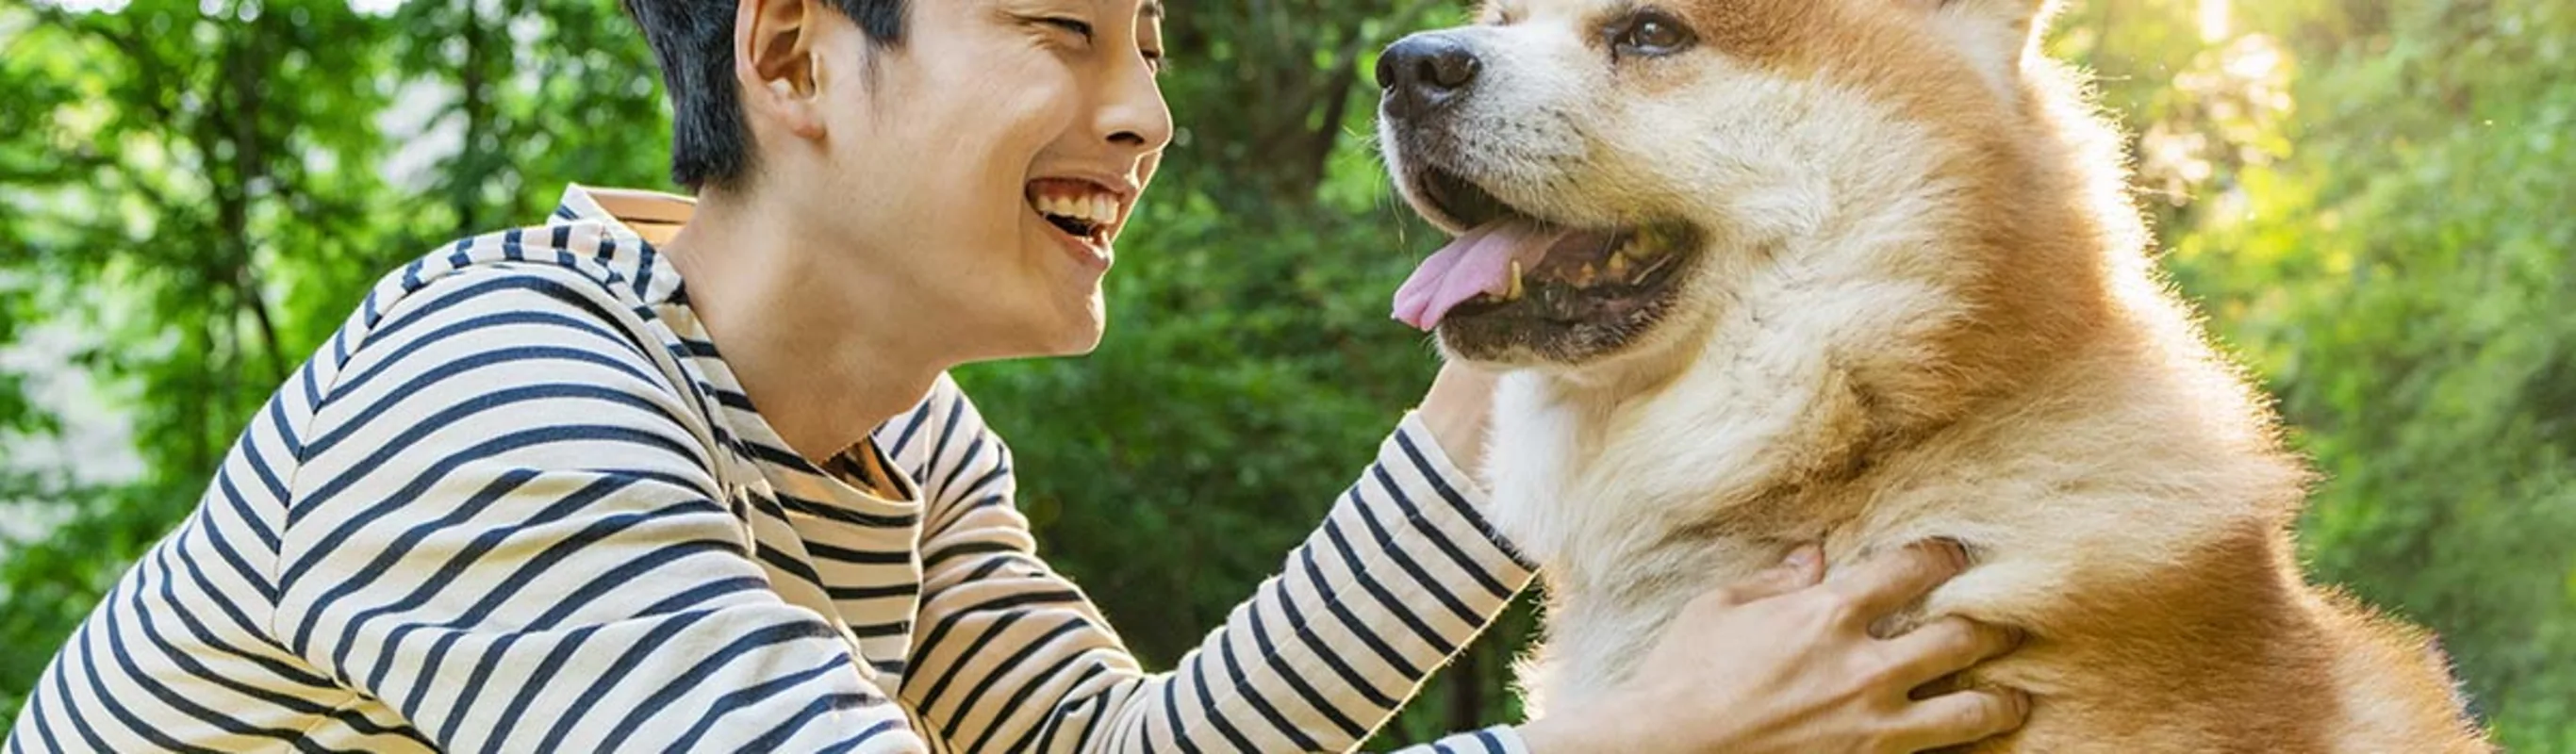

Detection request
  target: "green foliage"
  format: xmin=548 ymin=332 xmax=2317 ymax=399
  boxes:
xmin=0 ymin=0 xmax=669 ymax=719
xmin=3 ymin=0 xmax=2571 ymax=747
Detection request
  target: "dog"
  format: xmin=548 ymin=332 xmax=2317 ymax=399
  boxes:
xmin=1375 ymin=0 xmax=2491 ymax=749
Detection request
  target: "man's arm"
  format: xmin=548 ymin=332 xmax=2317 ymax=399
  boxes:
xmin=271 ymin=266 xmax=928 ymax=752
xmin=883 ymin=376 xmax=1539 ymax=753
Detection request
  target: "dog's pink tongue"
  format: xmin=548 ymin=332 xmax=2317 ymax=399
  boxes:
xmin=1393 ymin=221 xmax=1563 ymax=331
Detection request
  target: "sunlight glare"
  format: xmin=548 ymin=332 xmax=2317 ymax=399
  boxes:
xmin=29 ymin=0 xmax=398 ymax=14
xmin=30 ymin=0 xmax=134 ymax=12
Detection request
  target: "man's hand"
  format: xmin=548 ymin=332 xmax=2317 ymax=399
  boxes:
xmin=1418 ymin=361 xmax=1498 ymax=484
xmin=1521 ymin=541 xmax=2030 ymax=753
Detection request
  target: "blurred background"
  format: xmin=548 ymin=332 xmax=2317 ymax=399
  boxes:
xmin=2 ymin=0 xmax=2570 ymax=747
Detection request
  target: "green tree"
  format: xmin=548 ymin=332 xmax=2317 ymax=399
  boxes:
xmin=0 ymin=0 xmax=397 ymax=709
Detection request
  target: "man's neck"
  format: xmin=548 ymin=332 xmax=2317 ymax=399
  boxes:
xmin=657 ymin=190 xmax=948 ymax=464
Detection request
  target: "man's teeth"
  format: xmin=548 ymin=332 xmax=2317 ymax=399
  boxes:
xmin=1035 ymin=193 xmax=1120 ymax=226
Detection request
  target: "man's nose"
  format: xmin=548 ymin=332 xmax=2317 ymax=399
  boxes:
xmin=1377 ymin=33 xmax=1481 ymax=120
xmin=1099 ymin=54 xmax=1174 ymax=153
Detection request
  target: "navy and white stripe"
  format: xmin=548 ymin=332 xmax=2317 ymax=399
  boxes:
xmin=7 ymin=185 xmax=1538 ymax=753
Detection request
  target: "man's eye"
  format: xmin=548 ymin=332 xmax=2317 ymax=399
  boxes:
xmin=1610 ymin=11 xmax=1695 ymax=59
xmin=1044 ymin=17 xmax=1095 ymax=40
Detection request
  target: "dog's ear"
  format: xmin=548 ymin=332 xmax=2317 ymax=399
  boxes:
xmin=1910 ymin=0 xmax=2060 ymax=81
xmin=1941 ymin=0 xmax=2056 ymax=41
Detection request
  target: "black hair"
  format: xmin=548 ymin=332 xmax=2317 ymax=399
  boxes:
xmin=619 ymin=0 xmax=909 ymax=191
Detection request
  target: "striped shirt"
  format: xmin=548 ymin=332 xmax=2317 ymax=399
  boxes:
xmin=6 ymin=185 xmax=1542 ymax=753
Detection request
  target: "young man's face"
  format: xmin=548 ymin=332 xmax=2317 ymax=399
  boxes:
xmin=784 ymin=0 xmax=1169 ymax=359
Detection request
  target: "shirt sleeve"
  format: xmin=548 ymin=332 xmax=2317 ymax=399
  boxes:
xmin=882 ymin=376 xmax=1540 ymax=753
xmin=269 ymin=266 xmax=929 ymax=753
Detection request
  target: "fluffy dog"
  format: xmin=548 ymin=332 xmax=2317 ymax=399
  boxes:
xmin=1376 ymin=0 xmax=2490 ymax=749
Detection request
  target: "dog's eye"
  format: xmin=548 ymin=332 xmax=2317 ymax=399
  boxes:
xmin=1610 ymin=11 xmax=1695 ymax=59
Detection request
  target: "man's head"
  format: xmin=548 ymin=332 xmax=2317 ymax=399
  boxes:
xmin=624 ymin=0 xmax=907 ymax=192
xmin=623 ymin=0 xmax=1171 ymax=360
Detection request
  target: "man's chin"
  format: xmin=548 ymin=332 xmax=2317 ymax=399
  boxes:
xmin=1047 ymin=325 xmax=1106 ymax=356
xmin=1031 ymin=301 xmax=1108 ymax=357
xmin=946 ymin=298 xmax=1104 ymax=363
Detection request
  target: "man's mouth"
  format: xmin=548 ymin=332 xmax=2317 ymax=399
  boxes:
xmin=1392 ymin=164 xmax=1693 ymax=333
xmin=1026 ymin=177 xmax=1127 ymax=246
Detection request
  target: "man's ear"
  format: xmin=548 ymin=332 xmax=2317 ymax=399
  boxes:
xmin=735 ymin=0 xmax=825 ymax=139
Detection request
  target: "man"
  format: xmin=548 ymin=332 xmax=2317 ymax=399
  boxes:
xmin=7 ymin=0 xmax=2024 ymax=750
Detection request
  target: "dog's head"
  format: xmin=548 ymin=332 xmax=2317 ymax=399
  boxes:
xmin=1381 ymin=0 xmax=2089 ymax=372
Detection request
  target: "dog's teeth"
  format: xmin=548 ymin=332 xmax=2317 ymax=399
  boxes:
xmin=1575 ymin=263 xmax=1598 ymax=287
xmin=1622 ymin=231 xmax=1671 ymax=261
xmin=1606 ymin=253 xmax=1630 ymax=279
xmin=1505 ymin=261 xmax=1526 ymax=301
xmin=1633 ymin=249 xmax=1675 ymax=279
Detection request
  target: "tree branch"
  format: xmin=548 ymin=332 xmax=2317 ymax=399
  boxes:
xmin=1292 ymin=0 xmax=1443 ymax=200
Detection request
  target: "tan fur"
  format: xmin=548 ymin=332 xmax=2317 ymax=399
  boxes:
xmin=1382 ymin=0 xmax=2493 ymax=749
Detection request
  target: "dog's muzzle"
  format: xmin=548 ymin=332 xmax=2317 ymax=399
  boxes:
xmin=1377 ymin=32 xmax=1481 ymax=122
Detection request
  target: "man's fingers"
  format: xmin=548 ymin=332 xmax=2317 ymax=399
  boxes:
xmin=1885 ymin=688 xmax=2029 ymax=751
xmin=1709 ymin=544 xmax=1825 ymax=606
xmin=1881 ymin=615 xmax=2023 ymax=688
xmin=1823 ymin=539 xmax=1968 ymax=625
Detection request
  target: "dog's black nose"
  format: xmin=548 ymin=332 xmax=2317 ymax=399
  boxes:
xmin=1377 ymin=33 xmax=1480 ymax=120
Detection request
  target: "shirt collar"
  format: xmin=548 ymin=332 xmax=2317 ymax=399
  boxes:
xmin=553 ymin=183 xmax=695 ymax=235
xmin=540 ymin=183 xmax=692 ymax=304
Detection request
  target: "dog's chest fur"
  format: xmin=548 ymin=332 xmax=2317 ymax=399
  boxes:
xmin=1470 ymin=294 xmax=2491 ymax=751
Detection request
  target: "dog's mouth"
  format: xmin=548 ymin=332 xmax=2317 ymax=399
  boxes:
xmin=1394 ymin=163 xmax=1696 ymax=364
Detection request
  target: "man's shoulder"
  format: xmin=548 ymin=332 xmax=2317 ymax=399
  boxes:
xmin=292 ymin=221 xmax=700 ymax=421
xmin=334 ymin=221 xmax=677 ymax=350
xmin=378 ymin=221 xmax=669 ymax=311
